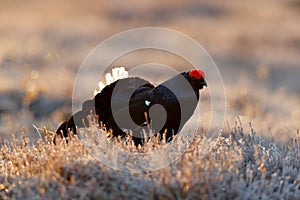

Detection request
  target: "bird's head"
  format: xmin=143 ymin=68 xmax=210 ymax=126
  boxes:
xmin=186 ymin=69 xmax=207 ymax=90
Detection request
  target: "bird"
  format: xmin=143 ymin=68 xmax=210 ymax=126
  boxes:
xmin=54 ymin=68 xmax=207 ymax=146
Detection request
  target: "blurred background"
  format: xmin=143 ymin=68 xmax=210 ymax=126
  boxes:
xmin=0 ymin=0 xmax=299 ymax=142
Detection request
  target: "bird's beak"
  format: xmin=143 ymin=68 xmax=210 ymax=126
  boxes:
xmin=203 ymin=80 xmax=207 ymax=87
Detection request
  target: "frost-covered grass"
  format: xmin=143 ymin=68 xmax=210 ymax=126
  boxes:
xmin=0 ymin=121 xmax=299 ymax=199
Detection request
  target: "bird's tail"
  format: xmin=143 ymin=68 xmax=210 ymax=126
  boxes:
xmin=94 ymin=67 xmax=129 ymax=95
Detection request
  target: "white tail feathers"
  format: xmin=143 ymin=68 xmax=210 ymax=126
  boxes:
xmin=94 ymin=67 xmax=129 ymax=95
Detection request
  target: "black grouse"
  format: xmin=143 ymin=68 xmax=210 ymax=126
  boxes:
xmin=55 ymin=69 xmax=207 ymax=146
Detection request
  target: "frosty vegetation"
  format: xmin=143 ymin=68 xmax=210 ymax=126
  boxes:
xmin=0 ymin=120 xmax=299 ymax=199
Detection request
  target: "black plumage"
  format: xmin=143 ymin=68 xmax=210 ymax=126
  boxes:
xmin=55 ymin=69 xmax=207 ymax=146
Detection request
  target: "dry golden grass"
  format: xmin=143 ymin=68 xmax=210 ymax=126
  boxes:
xmin=0 ymin=120 xmax=299 ymax=199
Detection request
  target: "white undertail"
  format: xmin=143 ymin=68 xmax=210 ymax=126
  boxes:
xmin=94 ymin=67 xmax=129 ymax=95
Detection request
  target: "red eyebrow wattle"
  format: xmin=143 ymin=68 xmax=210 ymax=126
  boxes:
xmin=189 ymin=69 xmax=205 ymax=80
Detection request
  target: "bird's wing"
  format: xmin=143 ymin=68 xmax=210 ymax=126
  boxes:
xmin=94 ymin=77 xmax=154 ymax=133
